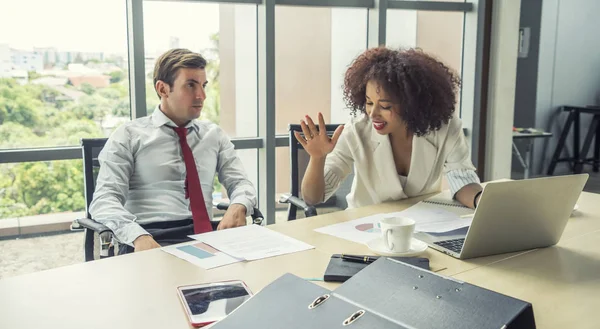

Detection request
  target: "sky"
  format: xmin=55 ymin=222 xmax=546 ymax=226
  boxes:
xmin=0 ymin=0 xmax=220 ymax=56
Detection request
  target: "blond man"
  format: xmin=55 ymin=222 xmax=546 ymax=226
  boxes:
xmin=90 ymin=49 xmax=256 ymax=253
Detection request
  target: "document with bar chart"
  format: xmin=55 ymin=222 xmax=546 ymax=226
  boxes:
xmin=162 ymin=241 xmax=242 ymax=269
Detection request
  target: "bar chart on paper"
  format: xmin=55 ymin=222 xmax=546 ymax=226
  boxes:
xmin=162 ymin=242 xmax=242 ymax=269
xmin=177 ymin=243 xmax=220 ymax=259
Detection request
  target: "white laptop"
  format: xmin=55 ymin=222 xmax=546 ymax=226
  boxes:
xmin=414 ymin=174 xmax=589 ymax=259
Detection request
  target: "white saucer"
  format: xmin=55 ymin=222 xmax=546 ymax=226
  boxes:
xmin=366 ymin=237 xmax=428 ymax=257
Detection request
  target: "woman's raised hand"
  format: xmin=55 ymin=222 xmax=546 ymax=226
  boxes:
xmin=294 ymin=112 xmax=344 ymax=159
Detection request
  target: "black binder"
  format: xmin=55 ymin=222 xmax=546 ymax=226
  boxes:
xmin=323 ymin=254 xmax=430 ymax=282
xmin=211 ymin=257 xmax=536 ymax=329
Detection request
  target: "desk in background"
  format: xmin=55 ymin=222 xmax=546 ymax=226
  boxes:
xmin=512 ymin=129 xmax=553 ymax=179
xmin=0 ymin=191 xmax=599 ymax=329
xmin=547 ymin=105 xmax=600 ymax=175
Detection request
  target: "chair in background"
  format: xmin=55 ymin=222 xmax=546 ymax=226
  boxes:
xmin=278 ymin=124 xmax=354 ymax=220
xmin=547 ymin=105 xmax=600 ymax=175
xmin=71 ymin=138 xmax=264 ymax=261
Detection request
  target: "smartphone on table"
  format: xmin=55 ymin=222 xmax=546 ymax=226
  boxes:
xmin=177 ymin=280 xmax=253 ymax=327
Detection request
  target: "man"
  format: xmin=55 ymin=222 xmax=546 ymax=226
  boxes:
xmin=90 ymin=48 xmax=256 ymax=253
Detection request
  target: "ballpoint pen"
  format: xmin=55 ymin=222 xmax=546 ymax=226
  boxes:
xmin=340 ymin=254 xmax=380 ymax=264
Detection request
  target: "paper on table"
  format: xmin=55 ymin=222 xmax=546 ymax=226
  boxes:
xmin=314 ymin=200 xmax=473 ymax=244
xmin=189 ymin=225 xmax=314 ymax=261
xmin=394 ymin=202 xmax=473 ymax=233
xmin=162 ymin=241 xmax=241 ymax=269
xmin=420 ymin=191 xmax=475 ymax=216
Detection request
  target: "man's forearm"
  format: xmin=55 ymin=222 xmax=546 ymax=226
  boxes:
xmin=228 ymin=183 xmax=257 ymax=216
xmin=90 ymin=195 xmax=149 ymax=246
xmin=227 ymin=203 xmax=247 ymax=216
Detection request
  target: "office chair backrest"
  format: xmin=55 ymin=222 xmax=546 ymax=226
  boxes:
xmin=81 ymin=138 xmax=108 ymax=219
xmin=287 ymin=124 xmax=354 ymax=220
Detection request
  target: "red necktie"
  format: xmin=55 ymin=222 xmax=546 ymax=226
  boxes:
xmin=172 ymin=126 xmax=213 ymax=234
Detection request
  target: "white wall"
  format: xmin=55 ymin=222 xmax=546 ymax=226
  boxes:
xmin=459 ymin=0 xmax=483 ymax=150
xmin=386 ymin=10 xmax=417 ymax=49
xmin=330 ymin=8 xmax=368 ymax=124
xmin=484 ymin=0 xmax=521 ymax=180
xmin=234 ymin=5 xmax=259 ymax=189
xmin=535 ymin=0 xmax=600 ymax=174
xmin=234 ymin=5 xmax=258 ymax=138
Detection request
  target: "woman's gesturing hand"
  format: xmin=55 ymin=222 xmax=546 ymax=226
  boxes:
xmin=294 ymin=112 xmax=344 ymax=159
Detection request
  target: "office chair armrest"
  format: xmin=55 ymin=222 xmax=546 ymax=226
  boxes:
xmin=250 ymin=208 xmax=264 ymax=225
xmin=215 ymin=202 xmax=264 ymax=226
xmin=215 ymin=201 xmax=231 ymax=211
xmin=279 ymin=193 xmax=318 ymax=217
xmin=73 ymin=218 xmax=112 ymax=235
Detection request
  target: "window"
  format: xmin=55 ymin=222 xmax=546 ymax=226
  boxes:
xmin=212 ymin=149 xmax=258 ymax=219
xmin=274 ymin=6 xmax=368 ymax=217
xmin=0 ymin=160 xmax=85 ymax=220
xmin=0 ymin=161 xmax=85 ymax=279
xmin=143 ymin=1 xmax=258 ymax=138
xmin=0 ymin=0 xmax=130 ymax=149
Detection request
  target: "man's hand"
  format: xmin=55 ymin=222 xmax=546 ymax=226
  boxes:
xmin=133 ymin=235 xmax=161 ymax=252
xmin=217 ymin=204 xmax=248 ymax=230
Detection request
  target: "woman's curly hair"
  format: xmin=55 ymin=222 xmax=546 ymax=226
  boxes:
xmin=343 ymin=47 xmax=461 ymax=136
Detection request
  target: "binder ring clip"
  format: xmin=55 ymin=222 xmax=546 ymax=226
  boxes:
xmin=343 ymin=310 xmax=365 ymax=326
xmin=308 ymin=294 xmax=330 ymax=309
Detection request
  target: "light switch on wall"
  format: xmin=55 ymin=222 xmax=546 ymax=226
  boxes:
xmin=518 ymin=27 xmax=531 ymax=58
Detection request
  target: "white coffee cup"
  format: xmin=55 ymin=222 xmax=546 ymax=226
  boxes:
xmin=380 ymin=216 xmax=416 ymax=253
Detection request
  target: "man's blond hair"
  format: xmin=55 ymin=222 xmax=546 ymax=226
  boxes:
xmin=153 ymin=48 xmax=207 ymax=99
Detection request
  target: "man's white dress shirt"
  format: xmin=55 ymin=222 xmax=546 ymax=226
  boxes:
xmin=90 ymin=107 xmax=256 ymax=246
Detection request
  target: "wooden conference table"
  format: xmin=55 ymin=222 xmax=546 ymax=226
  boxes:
xmin=0 ymin=191 xmax=599 ymax=329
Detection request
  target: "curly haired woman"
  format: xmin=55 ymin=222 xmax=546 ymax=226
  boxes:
xmin=296 ymin=47 xmax=483 ymax=209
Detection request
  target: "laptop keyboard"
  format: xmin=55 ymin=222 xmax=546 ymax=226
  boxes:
xmin=434 ymin=238 xmax=465 ymax=254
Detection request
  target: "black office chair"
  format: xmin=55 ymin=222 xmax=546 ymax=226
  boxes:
xmin=71 ymin=138 xmax=264 ymax=261
xmin=278 ymin=124 xmax=354 ymax=220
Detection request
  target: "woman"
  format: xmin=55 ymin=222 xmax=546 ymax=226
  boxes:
xmin=296 ymin=47 xmax=483 ymax=209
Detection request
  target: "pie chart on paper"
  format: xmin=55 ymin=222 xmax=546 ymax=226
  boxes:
xmin=355 ymin=223 xmax=381 ymax=234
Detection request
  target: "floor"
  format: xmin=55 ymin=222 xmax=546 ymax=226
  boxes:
xmin=1 ymin=173 xmax=599 ymax=280
xmin=0 ymin=232 xmax=83 ymax=279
